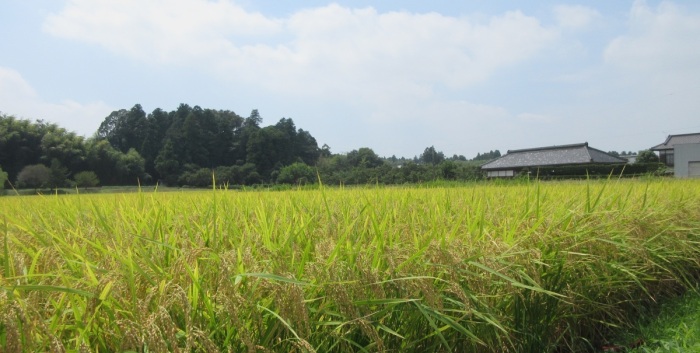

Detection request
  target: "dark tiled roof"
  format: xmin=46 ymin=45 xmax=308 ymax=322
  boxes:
xmin=481 ymin=143 xmax=626 ymax=170
xmin=650 ymin=133 xmax=700 ymax=151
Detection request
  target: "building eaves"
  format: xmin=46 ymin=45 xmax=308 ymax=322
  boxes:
xmin=651 ymin=133 xmax=700 ymax=150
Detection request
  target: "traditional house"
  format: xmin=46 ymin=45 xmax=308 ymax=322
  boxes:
xmin=621 ymin=154 xmax=638 ymax=164
xmin=481 ymin=142 xmax=626 ymax=178
xmin=650 ymin=133 xmax=700 ymax=178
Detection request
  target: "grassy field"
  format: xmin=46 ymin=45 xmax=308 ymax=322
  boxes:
xmin=1 ymin=179 xmax=700 ymax=352
xmin=603 ymin=290 xmax=700 ymax=352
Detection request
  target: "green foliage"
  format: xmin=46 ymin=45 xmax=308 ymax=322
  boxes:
xmin=16 ymin=164 xmax=50 ymax=189
xmin=73 ymin=171 xmax=99 ymax=188
xmin=97 ymin=104 xmax=148 ymax=153
xmin=39 ymin=127 xmax=87 ymax=172
xmin=213 ymin=163 xmax=258 ymax=187
xmin=245 ymin=170 xmax=262 ymax=185
xmin=451 ymin=154 xmax=468 ymax=161
xmin=0 ymin=114 xmax=73 ymax=183
xmin=636 ymin=150 xmax=661 ymax=164
xmin=93 ymin=105 xmax=321 ymax=185
xmin=320 ymin=143 xmax=332 ymax=158
xmin=317 ymin=153 xmax=484 ymax=185
xmin=520 ymin=163 xmax=664 ymax=179
xmin=420 ymin=146 xmax=446 ymax=165
xmin=612 ymin=292 xmax=700 ymax=352
xmin=85 ymin=139 xmax=147 ymax=185
xmin=348 ymin=147 xmax=384 ymax=168
xmin=277 ymin=162 xmax=315 ymax=185
xmin=0 ymin=113 xmax=148 ymax=187
xmin=440 ymin=160 xmax=458 ymax=179
xmin=154 ymin=139 xmax=181 ymax=186
xmin=0 ymin=165 xmax=7 ymax=189
xmin=246 ymin=118 xmax=320 ymax=179
xmin=16 ymin=105 xmax=666 ymax=188
xmin=96 ymin=104 xmax=248 ymax=182
xmin=473 ymin=150 xmax=502 ymax=161
xmin=246 ymin=126 xmax=287 ymax=177
xmin=178 ymin=167 xmax=213 ymax=187
xmin=48 ymin=158 xmax=69 ymax=189
xmin=3 ymin=107 xmax=485 ymax=188
xmin=116 ymin=148 xmax=146 ymax=183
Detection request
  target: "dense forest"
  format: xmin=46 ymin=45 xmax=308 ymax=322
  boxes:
xmin=0 ymin=104 xmax=488 ymax=189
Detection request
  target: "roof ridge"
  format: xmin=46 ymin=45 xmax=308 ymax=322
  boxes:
xmin=667 ymin=132 xmax=700 ymax=138
xmin=651 ymin=132 xmax=700 ymax=150
xmin=507 ymin=142 xmax=587 ymax=154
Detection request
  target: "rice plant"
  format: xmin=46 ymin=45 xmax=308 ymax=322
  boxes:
xmin=1 ymin=178 xmax=699 ymax=352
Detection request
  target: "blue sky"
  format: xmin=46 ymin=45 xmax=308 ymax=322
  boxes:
xmin=2 ymin=0 xmax=700 ymax=158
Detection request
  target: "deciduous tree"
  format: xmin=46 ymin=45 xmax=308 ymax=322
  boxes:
xmin=636 ymin=150 xmax=660 ymax=164
xmin=16 ymin=164 xmax=50 ymax=189
xmin=347 ymin=148 xmax=384 ymax=168
xmin=277 ymin=162 xmax=315 ymax=185
xmin=48 ymin=158 xmax=69 ymax=189
xmin=73 ymin=171 xmax=99 ymax=189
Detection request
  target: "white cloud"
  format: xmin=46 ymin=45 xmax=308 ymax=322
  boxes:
xmin=41 ymin=1 xmax=563 ymax=157
xmin=0 ymin=67 xmax=37 ymax=103
xmin=599 ymin=0 xmax=700 ymax=138
xmin=44 ymin=1 xmax=622 ymax=156
xmin=553 ymin=5 xmax=600 ymax=30
xmin=0 ymin=66 xmax=112 ymax=136
xmin=43 ymin=1 xmax=558 ymax=99
xmin=43 ymin=0 xmax=282 ymax=64
xmin=604 ymin=1 xmax=700 ymax=75
xmin=284 ymin=6 xmax=556 ymax=87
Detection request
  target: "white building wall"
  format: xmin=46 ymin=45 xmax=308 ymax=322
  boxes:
xmin=673 ymin=143 xmax=700 ymax=178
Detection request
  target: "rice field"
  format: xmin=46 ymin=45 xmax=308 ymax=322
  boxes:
xmin=1 ymin=179 xmax=700 ymax=352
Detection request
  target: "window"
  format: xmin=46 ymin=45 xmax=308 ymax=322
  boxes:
xmin=487 ymin=170 xmax=514 ymax=177
xmin=660 ymin=150 xmax=674 ymax=167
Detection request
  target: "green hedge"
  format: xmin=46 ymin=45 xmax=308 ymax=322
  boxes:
xmin=519 ymin=163 xmax=666 ymax=180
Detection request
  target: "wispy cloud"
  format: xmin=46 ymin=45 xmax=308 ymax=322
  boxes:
xmin=0 ymin=66 xmax=112 ymax=136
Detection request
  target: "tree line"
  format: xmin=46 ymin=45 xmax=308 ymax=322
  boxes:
xmin=1 ymin=104 xmax=494 ymax=190
xmin=0 ymin=114 xmax=144 ymax=189
xmin=95 ymin=104 xmax=321 ymax=186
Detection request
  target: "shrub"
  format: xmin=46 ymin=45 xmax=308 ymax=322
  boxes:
xmin=16 ymin=164 xmax=50 ymax=189
xmin=73 ymin=171 xmax=100 ymax=189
